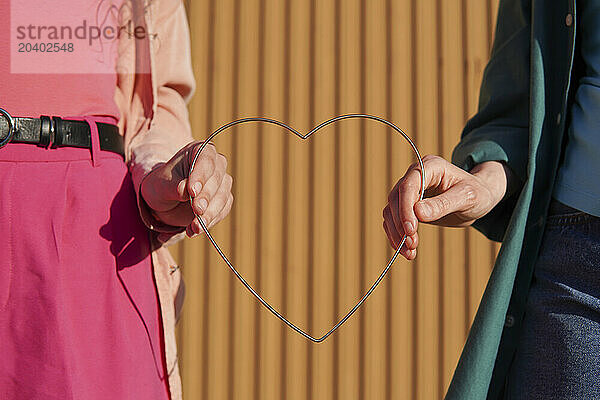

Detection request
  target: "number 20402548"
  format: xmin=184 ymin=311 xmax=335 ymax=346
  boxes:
xmin=17 ymin=42 xmax=74 ymax=53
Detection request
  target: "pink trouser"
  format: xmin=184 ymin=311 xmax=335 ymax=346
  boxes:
xmin=0 ymin=117 xmax=170 ymax=399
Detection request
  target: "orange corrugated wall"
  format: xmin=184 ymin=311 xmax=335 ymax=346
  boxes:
xmin=174 ymin=1 xmax=501 ymax=398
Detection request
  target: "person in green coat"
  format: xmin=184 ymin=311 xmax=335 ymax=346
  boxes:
xmin=383 ymin=0 xmax=600 ymax=398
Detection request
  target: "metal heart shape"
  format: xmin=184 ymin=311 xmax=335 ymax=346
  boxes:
xmin=190 ymin=114 xmax=425 ymax=343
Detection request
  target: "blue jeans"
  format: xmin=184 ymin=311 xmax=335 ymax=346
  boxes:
xmin=505 ymin=199 xmax=600 ymax=399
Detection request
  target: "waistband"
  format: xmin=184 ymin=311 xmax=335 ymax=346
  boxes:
xmin=548 ymin=198 xmax=583 ymax=217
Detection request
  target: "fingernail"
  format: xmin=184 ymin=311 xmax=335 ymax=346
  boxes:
xmin=404 ymin=221 xmax=414 ymax=235
xmin=198 ymin=198 xmax=208 ymax=213
xmin=405 ymin=236 xmax=413 ymax=248
xmin=192 ymin=182 xmax=202 ymax=197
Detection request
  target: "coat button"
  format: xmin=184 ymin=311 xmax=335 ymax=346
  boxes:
xmin=557 ymin=113 xmax=562 ymax=125
xmin=566 ymin=13 xmax=573 ymax=27
xmin=505 ymin=314 xmax=515 ymax=328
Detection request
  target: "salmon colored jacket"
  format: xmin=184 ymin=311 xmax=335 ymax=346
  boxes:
xmin=115 ymin=1 xmax=195 ymax=398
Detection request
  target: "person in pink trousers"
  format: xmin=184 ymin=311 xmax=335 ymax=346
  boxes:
xmin=0 ymin=1 xmax=231 ymax=399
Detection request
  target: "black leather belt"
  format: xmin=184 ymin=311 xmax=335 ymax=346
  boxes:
xmin=0 ymin=108 xmax=124 ymax=157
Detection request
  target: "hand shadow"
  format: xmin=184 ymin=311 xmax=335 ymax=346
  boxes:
xmin=99 ymin=174 xmax=151 ymax=270
xmin=99 ymin=173 xmax=165 ymax=380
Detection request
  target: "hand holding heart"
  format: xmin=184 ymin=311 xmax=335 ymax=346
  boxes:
xmin=140 ymin=141 xmax=233 ymax=237
xmin=383 ymin=155 xmax=511 ymax=260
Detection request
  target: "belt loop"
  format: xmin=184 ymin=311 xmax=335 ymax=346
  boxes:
xmin=38 ymin=116 xmax=53 ymax=148
xmin=51 ymin=117 xmax=63 ymax=148
xmin=84 ymin=116 xmax=101 ymax=167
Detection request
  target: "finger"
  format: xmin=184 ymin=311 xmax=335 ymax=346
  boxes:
xmin=192 ymin=215 xmax=208 ymax=234
xmin=187 ymin=143 xmax=218 ymax=198
xmin=399 ymin=155 xmax=454 ymax=230
xmin=186 ymin=214 xmax=207 ymax=237
xmin=388 ymin=188 xmax=405 ymax=238
xmin=208 ymin=193 xmax=234 ymax=229
xmin=383 ymin=205 xmax=402 ymax=249
xmin=202 ymin=174 xmax=233 ymax=226
xmin=396 ymin=167 xmax=423 ymax=236
xmin=383 ymin=218 xmax=400 ymax=249
xmin=176 ymin=179 xmax=189 ymax=202
xmin=193 ymin=154 xmax=228 ymax=215
xmin=404 ymin=232 xmax=419 ymax=251
xmin=186 ymin=224 xmax=194 ymax=238
xmin=383 ymin=219 xmax=414 ymax=259
xmin=385 ymin=194 xmax=420 ymax=250
xmin=414 ymin=183 xmax=470 ymax=223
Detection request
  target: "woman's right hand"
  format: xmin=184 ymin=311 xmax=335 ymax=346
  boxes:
xmin=141 ymin=141 xmax=233 ymax=238
xmin=383 ymin=155 xmax=510 ymax=260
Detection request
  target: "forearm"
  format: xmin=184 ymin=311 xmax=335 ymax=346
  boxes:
xmin=127 ymin=0 xmax=196 ymax=241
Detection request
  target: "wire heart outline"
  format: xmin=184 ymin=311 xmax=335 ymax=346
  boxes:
xmin=189 ymin=114 xmax=425 ymax=343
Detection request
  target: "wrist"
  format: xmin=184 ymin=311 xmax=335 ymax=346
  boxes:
xmin=469 ymin=161 xmax=509 ymax=204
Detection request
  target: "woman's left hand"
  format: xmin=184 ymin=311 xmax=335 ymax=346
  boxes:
xmin=140 ymin=141 xmax=234 ymax=237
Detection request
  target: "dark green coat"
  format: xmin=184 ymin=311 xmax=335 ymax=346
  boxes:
xmin=448 ymin=0 xmax=579 ymax=398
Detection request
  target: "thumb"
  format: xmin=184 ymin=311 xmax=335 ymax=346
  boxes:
xmin=151 ymin=175 xmax=188 ymax=208
xmin=176 ymin=178 xmax=190 ymax=202
xmin=414 ymin=184 xmax=468 ymax=222
xmin=158 ymin=176 xmax=189 ymax=204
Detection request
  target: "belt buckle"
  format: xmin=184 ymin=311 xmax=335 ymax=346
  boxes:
xmin=0 ymin=108 xmax=15 ymax=149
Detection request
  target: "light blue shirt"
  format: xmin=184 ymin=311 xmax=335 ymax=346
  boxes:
xmin=554 ymin=0 xmax=600 ymax=216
